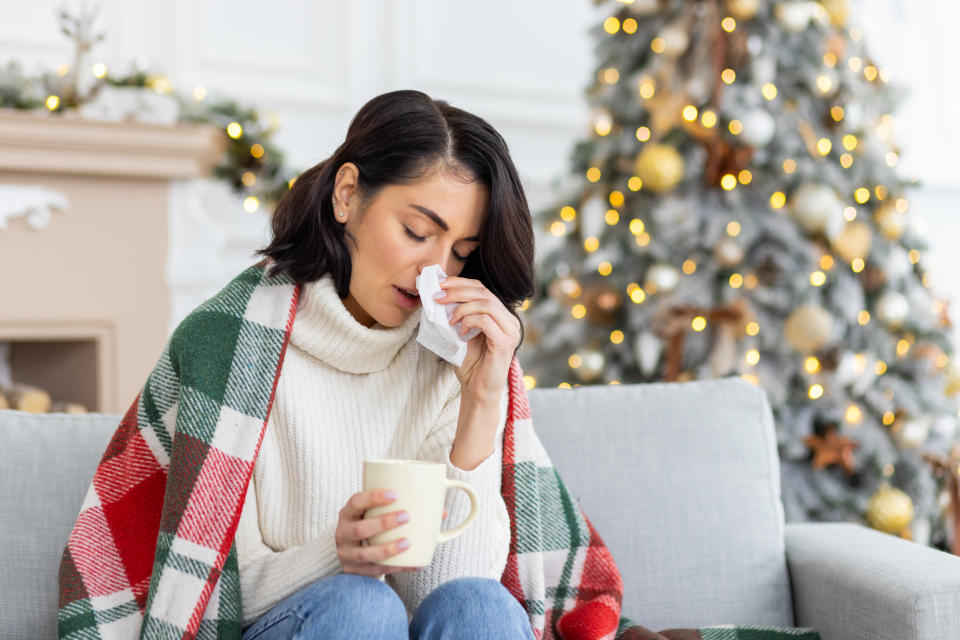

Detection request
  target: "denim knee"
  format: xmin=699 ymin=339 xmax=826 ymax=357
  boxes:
xmin=245 ymin=573 xmax=407 ymax=640
xmin=410 ymin=577 xmax=534 ymax=640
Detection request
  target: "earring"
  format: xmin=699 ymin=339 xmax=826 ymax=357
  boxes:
xmin=337 ymin=210 xmax=344 ymax=217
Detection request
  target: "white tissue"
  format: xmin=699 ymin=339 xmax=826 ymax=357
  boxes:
xmin=415 ymin=265 xmax=481 ymax=367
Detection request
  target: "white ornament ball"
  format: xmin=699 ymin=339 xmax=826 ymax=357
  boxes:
xmin=789 ymin=183 xmax=845 ymax=235
xmin=576 ymin=349 xmax=605 ymax=383
xmin=714 ymin=237 xmax=746 ymax=267
xmin=751 ymin=56 xmax=776 ymax=84
xmin=646 ymin=263 xmax=681 ymax=293
xmin=843 ymin=102 xmax=865 ymax=129
xmin=784 ymin=304 xmax=835 ymax=352
xmin=875 ymin=291 xmax=910 ymax=329
xmin=884 ymin=246 xmax=912 ymax=281
xmin=660 ymin=24 xmax=690 ymax=56
xmin=741 ymin=109 xmax=776 ymax=147
xmin=775 ymin=1 xmax=815 ymax=32
xmin=893 ymin=416 xmax=932 ymax=449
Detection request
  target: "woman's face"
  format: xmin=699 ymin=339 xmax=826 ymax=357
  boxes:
xmin=332 ymin=163 xmax=489 ymax=328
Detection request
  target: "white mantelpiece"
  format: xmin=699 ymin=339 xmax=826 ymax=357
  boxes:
xmin=0 ymin=110 xmax=224 ymax=413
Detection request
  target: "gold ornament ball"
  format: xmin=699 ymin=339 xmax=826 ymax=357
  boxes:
xmin=575 ymin=349 xmax=605 ymax=383
xmin=724 ymin=0 xmax=761 ymax=19
xmin=832 ymin=221 xmax=873 ymax=263
xmin=634 ymin=144 xmax=685 ymax=193
xmin=866 ymin=484 xmax=915 ymax=535
xmin=874 ymin=202 xmax=907 ymax=240
xmin=784 ymin=304 xmax=835 ymax=353
xmin=821 ymin=0 xmax=849 ymax=26
xmin=944 ymin=362 xmax=960 ymax=397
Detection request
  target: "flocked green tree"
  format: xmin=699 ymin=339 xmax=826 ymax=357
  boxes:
xmin=521 ymin=0 xmax=960 ymax=552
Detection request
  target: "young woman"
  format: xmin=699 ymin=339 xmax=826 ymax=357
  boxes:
xmin=237 ymin=89 xmax=536 ymax=638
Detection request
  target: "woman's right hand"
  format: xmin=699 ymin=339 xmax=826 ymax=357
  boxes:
xmin=335 ymin=489 xmax=418 ymax=577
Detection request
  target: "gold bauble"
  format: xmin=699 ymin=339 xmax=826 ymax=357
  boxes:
xmin=724 ymin=0 xmax=761 ymax=19
xmin=821 ymin=0 xmax=849 ymax=26
xmin=866 ymin=484 xmax=915 ymax=535
xmin=634 ymin=144 xmax=685 ymax=193
xmin=874 ymin=202 xmax=906 ymax=240
xmin=784 ymin=304 xmax=835 ymax=353
xmin=944 ymin=362 xmax=960 ymax=397
xmin=832 ymin=221 xmax=873 ymax=263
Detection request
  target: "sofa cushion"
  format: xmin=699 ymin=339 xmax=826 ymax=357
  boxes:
xmin=0 ymin=409 xmax=120 ymax=639
xmin=528 ymin=377 xmax=794 ymax=629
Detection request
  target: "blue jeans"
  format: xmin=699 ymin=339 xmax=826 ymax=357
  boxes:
xmin=240 ymin=574 xmax=535 ymax=639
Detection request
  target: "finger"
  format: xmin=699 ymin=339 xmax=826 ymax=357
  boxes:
xmin=345 ymin=489 xmax=397 ymax=520
xmin=448 ymin=299 xmax=518 ymax=344
xmin=353 ymin=509 xmax=409 ymax=541
xmin=458 ymin=314 xmax=513 ymax=350
xmin=349 ymin=537 xmax=409 ymax=565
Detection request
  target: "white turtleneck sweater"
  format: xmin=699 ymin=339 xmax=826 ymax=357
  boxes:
xmin=234 ymin=273 xmax=511 ymax=627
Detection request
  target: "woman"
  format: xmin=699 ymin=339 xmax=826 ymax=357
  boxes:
xmin=237 ymin=89 xmax=536 ymax=638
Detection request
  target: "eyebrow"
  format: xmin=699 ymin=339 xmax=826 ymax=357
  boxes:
xmin=408 ymin=204 xmax=480 ymax=242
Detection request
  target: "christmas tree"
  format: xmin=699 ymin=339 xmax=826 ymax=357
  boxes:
xmin=521 ymin=0 xmax=960 ymax=552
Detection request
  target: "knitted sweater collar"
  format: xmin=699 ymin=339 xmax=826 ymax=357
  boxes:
xmin=290 ymin=272 xmax=421 ymax=374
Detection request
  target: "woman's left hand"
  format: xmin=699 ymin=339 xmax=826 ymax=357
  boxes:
xmin=434 ymin=276 xmax=520 ymax=404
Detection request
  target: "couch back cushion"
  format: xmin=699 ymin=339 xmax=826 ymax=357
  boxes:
xmin=527 ymin=377 xmax=794 ymax=630
xmin=0 ymin=409 xmax=120 ymax=639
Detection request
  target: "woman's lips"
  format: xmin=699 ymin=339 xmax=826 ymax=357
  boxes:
xmin=393 ymin=286 xmax=421 ymax=309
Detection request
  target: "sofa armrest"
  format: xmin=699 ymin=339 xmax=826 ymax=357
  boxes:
xmin=785 ymin=522 xmax=960 ymax=640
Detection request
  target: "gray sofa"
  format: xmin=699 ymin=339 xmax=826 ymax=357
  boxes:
xmin=2 ymin=377 xmax=959 ymax=639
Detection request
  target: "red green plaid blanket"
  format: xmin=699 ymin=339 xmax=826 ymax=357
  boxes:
xmin=57 ymin=260 xmax=820 ymax=640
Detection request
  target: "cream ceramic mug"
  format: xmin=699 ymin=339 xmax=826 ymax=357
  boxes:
xmin=362 ymin=459 xmax=479 ymax=567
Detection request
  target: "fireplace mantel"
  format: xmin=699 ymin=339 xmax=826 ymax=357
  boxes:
xmin=0 ymin=109 xmax=225 ymax=413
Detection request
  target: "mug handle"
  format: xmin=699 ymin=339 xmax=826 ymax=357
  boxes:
xmin=436 ymin=479 xmax=479 ymax=544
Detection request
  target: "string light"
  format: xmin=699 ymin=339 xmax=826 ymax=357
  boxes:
xmin=848 ymin=56 xmax=863 ymax=72
xmin=622 ymin=18 xmax=638 ymax=33
xmin=682 ymin=259 xmax=697 ymax=274
xmin=629 ymin=218 xmax=645 ymax=234
xmin=858 ymin=310 xmax=871 ymax=325
xmin=805 ymin=356 xmax=820 ymax=373
xmin=817 ymin=138 xmax=832 ymax=155
xmin=550 ymin=221 xmax=567 ymax=237
xmin=651 ymin=37 xmax=666 ymax=53
xmin=638 ymin=78 xmax=655 ymax=99
xmin=584 ymin=237 xmax=600 ymax=252
xmin=745 ymin=349 xmax=760 ymax=365
xmin=851 ymin=258 xmax=865 ymax=272
xmin=598 ymin=261 xmax=613 ymax=276
xmin=45 ymin=95 xmax=59 ymax=110
xmin=746 ymin=322 xmax=760 ymax=336
xmin=586 ymin=167 xmax=602 ymax=182
xmin=843 ymin=135 xmax=858 ymax=151
xmin=701 ymin=110 xmax=718 ymax=127
xmin=604 ymin=208 xmax=619 ymax=225
xmin=227 ymin=122 xmax=244 ymax=139
xmin=522 ymin=376 xmax=536 ymax=389
xmin=628 ymin=285 xmax=646 ymax=304
xmin=569 ymin=354 xmax=583 ymax=368
xmin=846 ymin=404 xmax=862 ymax=423
xmin=729 ymin=273 xmax=744 ymax=288
xmin=721 ymin=68 xmax=736 ymax=84
xmin=519 ymin=299 xmax=531 ymax=311
xmin=854 ymin=187 xmax=870 ymax=203
xmin=840 ymin=153 xmax=854 ymax=168
xmin=728 ymin=119 xmax=743 ymax=135
xmin=193 ymin=85 xmax=207 ymax=101
xmin=883 ymin=411 xmax=896 ymax=426
xmin=560 ymin=206 xmax=577 ymax=221
xmin=628 ymin=176 xmax=644 ymax=190
xmin=820 ymin=255 xmax=835 ymax=270
xmin=830 ymin=106 xmax=845 ymax=121
xmin=600 ymin=68 xmax=620 ymax=83
xmin=721 ymin=174 xmax=737 ymax=190
xmin=810 ymin=271 xmax=827 ymax=286
xmin=609 ymin=190 xmax=625 ymax=207
xmin=809 ymin=384 xmax=824 ymax=399
xmin=843 ymin=206 xmax=857 ymax=221
xmin=241 ymin=171 xmax=257 ymax=187
xmin=91 ymin=62 xmax=107 ymax=78
xmin=251 ymin=143 xmax=265 ymax=158
xmin=682 ymin=105 xmax=699 ymax=121
xmin=761 ymin=83 xmax=778 ymax=100
xmin=738 ymin=170 xmax=753 ymax=184
xmin=558 ymin=382 xmax=572 ymax=389
xmin=816 ymin=75 xmax=832 ymax=93
xmin=604 ymin=17 xmax=621 ymax=33
xmin=572 ymin=304 xmax=587 ymax=319
xmin=875 ymin=361 xmax=888 ymax=375
xmin=721 ymin=16 xmax=737 ymax=32
xmin=635 ymin=125 xmax=651 ymax=141
xmin=635 ymin=232 xmax=651 ymax=246
xmin=243 ymin=196 xmax=260 ymax=212
xmin=770 ymin=192 xmax=786 ymax=209
xmin=726 ymin=221 xmax=741 ymax=236
xmin=692 ymin=316 xmax=707 ymax=331
xmin=610 ymin=330 xmax=625 ymax=344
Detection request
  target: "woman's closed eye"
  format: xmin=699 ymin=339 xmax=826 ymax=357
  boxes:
xmin=404 ymin=227 xmax=469 ymax=262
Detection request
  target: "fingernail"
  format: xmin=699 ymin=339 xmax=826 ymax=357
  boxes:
xmin=397 ymin=511 xmax=410 ymax=523
xmin=384 ymin=490 xmax=397 ymax=500
xmin=434 ymin=291 xmax=446 ymax=299
xmin=398 ymin=539 xmax=411 ymax=549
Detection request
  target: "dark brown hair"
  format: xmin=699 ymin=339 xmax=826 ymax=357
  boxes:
xmin=255 ymin=89 xmax=535 ymax=348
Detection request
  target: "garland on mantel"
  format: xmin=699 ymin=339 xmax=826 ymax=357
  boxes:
xmin=0 ymin=7 xmax=298 ymax=209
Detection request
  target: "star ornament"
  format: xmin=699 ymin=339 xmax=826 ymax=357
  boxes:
xmin=804 ymin=427 xmax=860 ymax=475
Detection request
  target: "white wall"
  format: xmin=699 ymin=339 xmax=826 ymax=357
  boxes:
xmin=2 ymin=0 xmax=957 ymax=344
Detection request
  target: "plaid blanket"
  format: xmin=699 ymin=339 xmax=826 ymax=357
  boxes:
xmin=57 ymin=260 xmax=820 ymax=640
